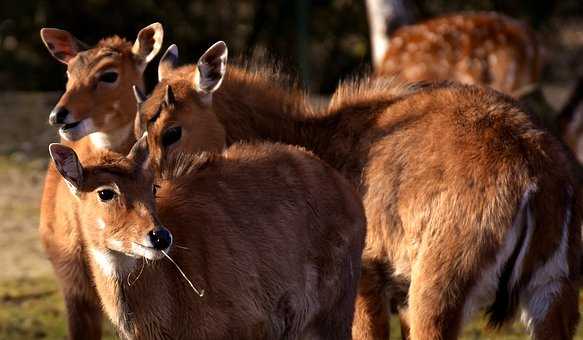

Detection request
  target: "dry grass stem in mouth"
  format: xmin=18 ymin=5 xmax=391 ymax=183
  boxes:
xmin=162 ymin=250 xmax=205 ymax=297
xmin=127 ymin=258 xmax=146 ymax=287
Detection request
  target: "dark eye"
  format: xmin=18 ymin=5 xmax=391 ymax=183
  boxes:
xmin=162 ymin=126 xmax=182 ymax=147
xmin=152 ymin=184 xmax=159 ymax=196
xmin=99 ymin=71 xmax=118 ymax=83
xmin=98 ymin=189 xmax=116 ymax=201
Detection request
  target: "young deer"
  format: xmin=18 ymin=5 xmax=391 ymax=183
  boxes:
xmin=39 ymin=24 xmax=163 ymax=339
xmin=48 ymin=138 xmax=366 ymax=340
xmin=373 ymin=12 xmax=542 ymax=98
xmin=137 ymin=42 xmax=582 ymax=339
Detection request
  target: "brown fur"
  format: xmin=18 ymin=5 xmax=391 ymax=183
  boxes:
xmin=39 ymin=24 xmax=162 ymax=339
xmin=51 ymin=142 xmax=366 ymax=340
xmin=377 ymin=12 xmax=542 ymax=98
xmin=141 ymin=53 xmax=582 ymax=339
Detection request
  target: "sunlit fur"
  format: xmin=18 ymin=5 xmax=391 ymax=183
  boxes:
xmin=56 ymin=142 xmax=366 ymax=340
xmin=376 ymin=12 xmax=542 ymax=98
xmin=142 ymin=52 xmax=582 ymax=339
xmin=39 ymin=24 xmax=163 ymax=340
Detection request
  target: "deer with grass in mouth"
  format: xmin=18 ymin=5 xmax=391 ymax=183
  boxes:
xmin=48 ymin=132 xmax=366 ymax=339
xmin=137 ymin=41 xmax=582 ymax=339
xmin=39 ymin=23 xmax=163 ymax=339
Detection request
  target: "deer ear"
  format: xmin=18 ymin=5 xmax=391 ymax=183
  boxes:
xmin=158 ymin=44 xmax=179 ymax=81
xmin=49 ymin=143 xmax=84 ymax=195
xmin=127 ymin=135 xmax=150 ymax=169
xmin=132 ymin=85 xmax=148 ymax=140
xmin=194 ymin=41 xmax=228 ymax=100
xmin=132 ymin=22 xmax=164 ymax=72
xmin=40 ymin=28 xmax=87 ymax=64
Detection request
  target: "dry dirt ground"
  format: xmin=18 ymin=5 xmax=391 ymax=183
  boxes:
xmin=0 ymin=81 xmax=580 ymax=340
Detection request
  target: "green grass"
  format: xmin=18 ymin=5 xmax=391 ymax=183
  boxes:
xmin=0 ymin=277 xmax=118 ymax=340
xmin=1 ymin=275 xmax=582 ymax=339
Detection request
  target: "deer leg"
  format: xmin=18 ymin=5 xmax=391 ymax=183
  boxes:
xmin=520 ymin=278 xmax=579 ymax=340
xmin=352 ymin=260 xmax=391 ymax=340
xmin=48 ymin=249 xmax=103 ymax=340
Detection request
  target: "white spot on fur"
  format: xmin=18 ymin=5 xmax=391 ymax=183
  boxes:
xmin=89 ymin=122 xmax=132 ymax=150
xmin=90 ymin=248 xmax=120 ymax=278
xmin=462 ymin=185 xmax=536 ymax=322
xmin=97 ymin=218 xmax=106 ymax=230
xmin=90 ymin=247 xmax=136 ymax=279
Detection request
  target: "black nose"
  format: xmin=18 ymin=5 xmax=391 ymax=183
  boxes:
xmin=148 ymin=227 xmax=172 ymax=250
xmin=49 ymin=106 xmax=69 ymax=125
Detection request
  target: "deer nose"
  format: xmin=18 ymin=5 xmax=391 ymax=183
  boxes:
xmin=49 ymin=107 xmax=69 ymax=125
xmin=148 ymin=227 xmax=172 ymax=251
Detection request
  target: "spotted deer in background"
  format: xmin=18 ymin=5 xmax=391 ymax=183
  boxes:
xmin=137 ymin=42 xmax=582 ymax=339
xmin=47 ymin=137 xmax=366 ymax=340
xmin=39 ymin=23 xmax=163 ymax=339
xmin=371 ymin=12 xmax=542 ymax=98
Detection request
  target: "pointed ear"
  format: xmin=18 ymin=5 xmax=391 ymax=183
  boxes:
xmin=40 ymin=28 xmax=87 ymax=64
xmin=127 ymin=135 xmax=150 ymax=168
xmin=132 ymin=85 xmax=147 ymax=139
xmin=132 ymin=22 xmax=164 ymax=72
xmin=194 ymin=41 xmax=228 ymax=97
xmin=49 ymin=143 xmax=84 ymax=194
xmin=164 ymin=85 xmax=175 ymax=107
xmin=133 ymin=85 xmax=147 ymax=105
xmin=158 ymin=44 xmax=179 ymax=81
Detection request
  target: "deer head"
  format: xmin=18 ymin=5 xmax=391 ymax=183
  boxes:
xmin=41 ymin=23 xmax=164 ymax=144
xmin=48 ymin=139 xmax=172 ymax=270
xmin=134 ymin=42 xmax=228 ymax=170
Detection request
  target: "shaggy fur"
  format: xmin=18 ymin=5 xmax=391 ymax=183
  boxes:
xmin=140 ymin=53 xmax=582 ymax=339
xmin=51 ymin=142 xmax=366 ymax=340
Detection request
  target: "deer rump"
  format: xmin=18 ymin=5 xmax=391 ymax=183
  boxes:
xmin=116 ymin=143 xmax=365 ymax=340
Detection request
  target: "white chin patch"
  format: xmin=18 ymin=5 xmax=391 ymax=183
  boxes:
xmin=59 ymin=118 xmax=97 ymax=141
xmin=131 ymin=241 xmax=166 ymax=261
xmin=90 ymin=248 xmax=135 ymax=279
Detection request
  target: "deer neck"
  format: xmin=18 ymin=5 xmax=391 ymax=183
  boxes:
xmin=88 ymin=122 xmax=134 ymax=153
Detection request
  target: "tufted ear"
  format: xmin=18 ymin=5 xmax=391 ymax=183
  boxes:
xmin=158 ymin=44 xmax=179 ymax=81
xmin=40 ymin=28 xmax=87 ymax=64
xmin=132 ymin=22 xmax=164 ymax=72
xmin=49 ymin=143 xmax=84 ymax=195
xmin=193 ymin=41 xmax=228 ymax=102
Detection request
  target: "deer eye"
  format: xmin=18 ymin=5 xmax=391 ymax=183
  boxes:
xmin=98 ymin=71 xmax=118 ymax=83
xmin=97 ymin=189 xmax=116 ymax=201
xmin=152 ymin=184 xmax=160 ymax=196
xmin=162 ymin=126 xmax=182 ymax=147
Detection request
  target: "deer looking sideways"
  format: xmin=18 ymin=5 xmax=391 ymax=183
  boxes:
xmin=136 ymin=42 xmax=582 ymax=339
xmin=48 ymin=134 xmax=366 ymax=339
xmin=39 ymin=23 xmax=163 ymax=339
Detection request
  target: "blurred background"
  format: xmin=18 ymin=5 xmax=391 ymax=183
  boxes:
xmin=0 ymin=0 xmax=582 ymax=339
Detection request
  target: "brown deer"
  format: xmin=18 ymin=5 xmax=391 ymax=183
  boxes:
xmin=373 ymin=12 xmax=542 ymax=98
xmin=137 ymin=42 xmax=582 ymax=339
xmin=47 ymin=138 xmax=366 ymax=340
xmin=39 ymin=23 xmax=163 ymax=339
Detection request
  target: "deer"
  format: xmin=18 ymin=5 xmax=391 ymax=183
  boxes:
xmin=370 ymin=11 xmax=542 ymax=99
xmin=39 ymin=23 xmax=163 ymax=339
xmin=47 ymin=135 xmax=366 ymax=340
xmin=136 ymin=41 xmax=582 ymax=339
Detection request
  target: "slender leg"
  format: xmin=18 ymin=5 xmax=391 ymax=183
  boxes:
xmin=521 ymin=279 xmax=579 ymax=340
xmin=352 ymin=261 xmax=391 ymax=340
